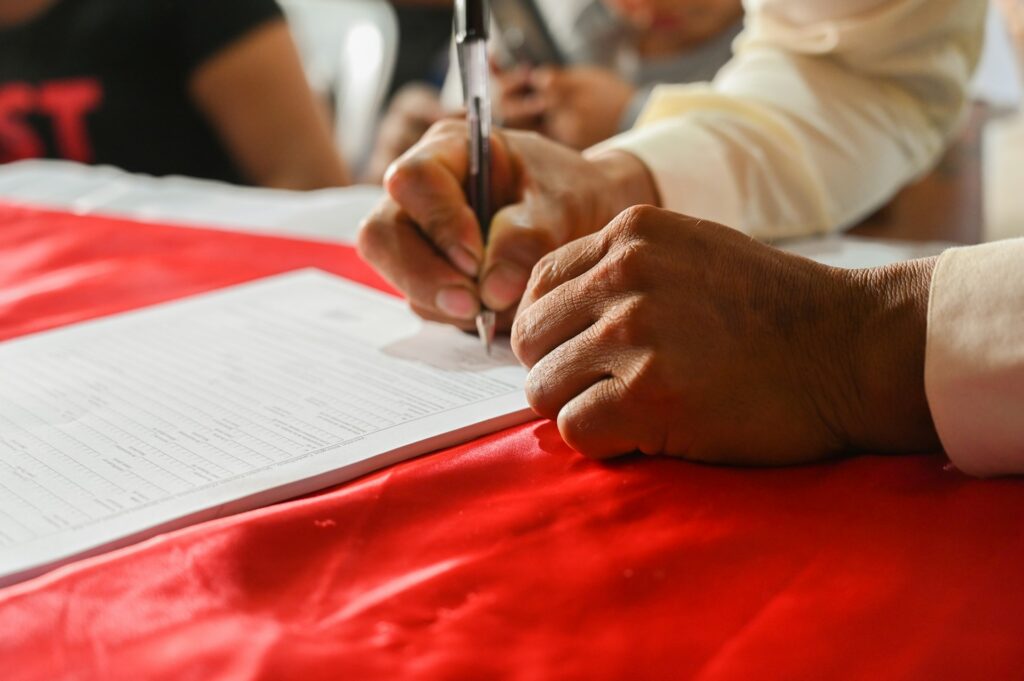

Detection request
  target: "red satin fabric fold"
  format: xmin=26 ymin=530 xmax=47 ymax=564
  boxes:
xmin=1 ymin=203 xmax=1023 ymax=680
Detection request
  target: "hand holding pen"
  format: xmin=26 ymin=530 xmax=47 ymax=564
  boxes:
xmin=357 ymin=60 xmax=659 ymax=342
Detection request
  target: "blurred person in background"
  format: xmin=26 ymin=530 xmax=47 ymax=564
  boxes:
xmin=364 ymin=0 xmax=452 ymax=182
xmin=0 ymin=0 xmax=349 ymax=188
xmin=489 ymin=0 xmax=743 ymax=150
xmin=386 ymin=0 xmax=453 ymax=99
xmin=365 ymin=0 xmax=742 ymax=182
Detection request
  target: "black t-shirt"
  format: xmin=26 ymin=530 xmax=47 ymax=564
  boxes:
xmin=0 ymin=0 xmax=283 ymax=184
xmin=389 ymin=5 xmax=452 ymax=98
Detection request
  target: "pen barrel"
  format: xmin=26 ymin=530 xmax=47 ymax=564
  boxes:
xmin=460 ymin=37 xmax=492 ymax=245
xmin=468 ymin=96 xmax=492 ymax=244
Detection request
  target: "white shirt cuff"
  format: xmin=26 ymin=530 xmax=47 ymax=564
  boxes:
xmin=925 ymin=239 xmax=1024 ymax=477
xmin=588 ymin=118 xmax=743 ymax=226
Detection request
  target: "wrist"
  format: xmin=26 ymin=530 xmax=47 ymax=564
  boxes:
xmin=587 ymin=149 xmax=660 ymax=217
xmin=839 ymin=258 xmax=941 ymax=453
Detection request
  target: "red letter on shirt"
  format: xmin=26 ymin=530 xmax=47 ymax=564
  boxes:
xmin=0 ymin=84 xmax=43 ymax=162
xmin=37 ymin=79 xmax=102 ymax=164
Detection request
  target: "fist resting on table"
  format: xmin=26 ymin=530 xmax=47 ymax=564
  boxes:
xmin=511 ymin=206 xmax=940 ymax=465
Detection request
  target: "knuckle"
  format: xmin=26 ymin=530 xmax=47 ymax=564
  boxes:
xmin=511 ymin=306 xmax=562 ymax=367
xmin=384 ymin=161 xmax=421 ymax=198
xmin=526 ymin=252 xmax=561 ymax=298
xmin=524 ymin=368 xmax=561 ymax=419
xmin=509 ymin=314 xmax=534 ymax=366
xmin=595 ymin=240 xmax=649 ymax=289
xmin=624 ymin=294 xmax=657 ymax=337
xmin=610 ymin=204 xmax=660 ymax=237
xmin=390 ymin=154 xmax=431 ymax=188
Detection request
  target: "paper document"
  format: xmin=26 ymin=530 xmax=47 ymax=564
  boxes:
xmin=0 ymin=159 xmax=385 ymax=243
xmin=0 ymin=270 xmax=531 ymax=586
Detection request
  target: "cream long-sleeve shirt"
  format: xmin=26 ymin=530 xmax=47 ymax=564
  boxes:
xmin=595 ymin=0 xmax=987 ymax=239
xmin=926 ymin=239 xmax=1024 ymax=477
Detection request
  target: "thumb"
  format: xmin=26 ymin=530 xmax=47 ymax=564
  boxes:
xmin=480 ymin=200 xmax=560 ymax=312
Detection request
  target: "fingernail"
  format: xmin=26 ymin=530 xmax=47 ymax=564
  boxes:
xmin=436 ymin=286 xmax=479 ymax=320
xmin=447 ymin=244 xmax=479 ymax=278
xmin=482 ymin=263 xmax=530 ymax=311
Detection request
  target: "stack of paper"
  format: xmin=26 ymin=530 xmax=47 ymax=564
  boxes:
xmin=0 ymin=270 xmax=531 ymax=586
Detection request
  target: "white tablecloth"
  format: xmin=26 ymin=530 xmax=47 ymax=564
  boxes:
xmin=0 ymin=160 xmax=382 ymax=244
xmin=0 ymin=159 xmax=952 ymax=268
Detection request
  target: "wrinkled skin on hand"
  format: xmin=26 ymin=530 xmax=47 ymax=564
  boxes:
xmin=512 ymin=205 xmax=940 ymax=465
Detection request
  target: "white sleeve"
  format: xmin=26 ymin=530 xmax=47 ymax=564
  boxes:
xmin=591 ymin=0 xmax=986 ymax=240
xmin=925 ymin=238 xmax=1024 ymax=478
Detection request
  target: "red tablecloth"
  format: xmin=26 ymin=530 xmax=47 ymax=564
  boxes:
xmin=1 ymin=203 xmax=1022 ymax=680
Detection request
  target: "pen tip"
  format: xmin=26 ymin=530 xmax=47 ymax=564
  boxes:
xmin=476 ymin=310 xmax=497 ymax=356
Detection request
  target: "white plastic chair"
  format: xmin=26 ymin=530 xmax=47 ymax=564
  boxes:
xmin=281 ymin=0 xmax=399 ymax=175
xmin=972 ymin=2 xmax=1023 ymax=107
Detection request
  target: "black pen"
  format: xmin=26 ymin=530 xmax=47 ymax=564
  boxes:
xmin=455 ymin=0 xmax=496 ymax=354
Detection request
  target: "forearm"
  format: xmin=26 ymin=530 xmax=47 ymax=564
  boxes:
xmin=595 ymin=0 xmax=985 ymax=239
xmin=258 ymin=152 xmax=349 ymax=190
xmin=191 ymin=20 xmax=351 ymax=190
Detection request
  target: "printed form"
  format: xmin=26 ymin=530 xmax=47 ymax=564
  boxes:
xmin=0 ymin=270 xmax=531 ymax=586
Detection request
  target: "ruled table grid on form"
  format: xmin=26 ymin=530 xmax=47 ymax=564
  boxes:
xmin=0 ymin=271 xmax=529 ymax=580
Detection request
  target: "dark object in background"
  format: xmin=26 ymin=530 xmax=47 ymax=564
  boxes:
xmin=388 ymin=3 xmax=453 ymax=97
xmin=490 ymin=0 xmax=563 ymax=66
